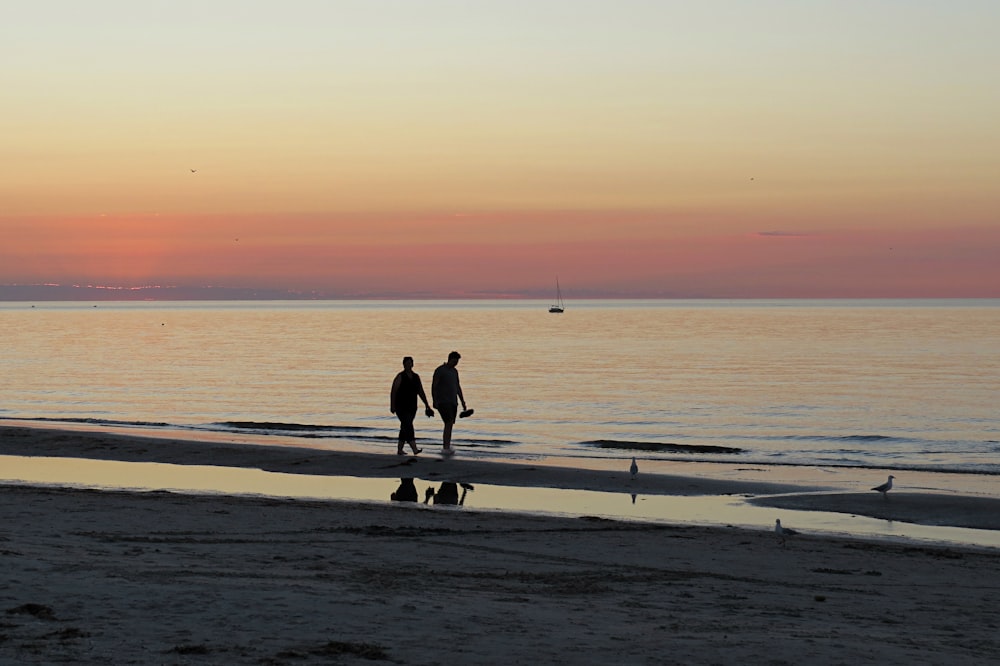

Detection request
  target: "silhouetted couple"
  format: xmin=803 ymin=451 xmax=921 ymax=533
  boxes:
xmin=390 ymin=351 xmax=472 ymax=456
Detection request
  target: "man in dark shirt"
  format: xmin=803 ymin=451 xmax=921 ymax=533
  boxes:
xmin=431 ymin=351 xmax=469 ymax=455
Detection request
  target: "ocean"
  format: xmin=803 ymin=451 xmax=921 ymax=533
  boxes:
xmin=2 ymin=299 xmax=997 ymax=477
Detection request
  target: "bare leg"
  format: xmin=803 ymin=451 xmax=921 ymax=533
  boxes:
xmin=442 ymin=422 xmax=454 ymax=450
xmin=398 ymin=413 xmax=416 ymax=455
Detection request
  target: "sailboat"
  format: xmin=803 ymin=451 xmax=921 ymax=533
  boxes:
xmin=548 ymin=278 xmax=565 ymax=313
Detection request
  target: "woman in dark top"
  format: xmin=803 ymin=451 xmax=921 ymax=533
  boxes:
xmin=390 ymin=356 xmax=433 ymax=455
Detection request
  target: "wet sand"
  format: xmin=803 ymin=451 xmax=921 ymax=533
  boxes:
xmin=0 ymin=423 xmax=826 ymax=496
xmin=3 ymin=424 xmax=998 ymax=529
xmin=2 ymin=424 xmax=999 ymax=663
xmin=751 ymin=491 xmax=1000 ymax=531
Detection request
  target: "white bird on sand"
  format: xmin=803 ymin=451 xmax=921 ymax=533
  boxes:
xmin=775 ymin=519 xmax=798 ymax=544
xmin=629 ymin=457 xmax=638 ymax=480
xmin=872 ymin=475 xmax=895 ymax=497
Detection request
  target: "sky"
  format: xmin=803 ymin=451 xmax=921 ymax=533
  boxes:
xmin=2 ymin=1 xmax=999 ymax=299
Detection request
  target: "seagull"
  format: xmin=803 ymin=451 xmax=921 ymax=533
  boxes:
xmin=775 ymin=519 xmax=798 ymax=545
xmin=629 ymin=457 xmax=638 ymax=480
xmin=872 ymin=475 xmax=895 ymax=498
xmin=774 ymin=519 xmax=798 ymax=536
xmin=190 ymin=169 xmax=197 ymax=173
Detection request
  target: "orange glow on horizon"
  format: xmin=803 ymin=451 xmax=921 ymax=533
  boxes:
xmin=3 ymin=212 xmax=998 ymax=298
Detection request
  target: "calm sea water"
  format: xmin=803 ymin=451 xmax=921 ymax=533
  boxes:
xmin=1 ymin=300 xmax=998 ymax=476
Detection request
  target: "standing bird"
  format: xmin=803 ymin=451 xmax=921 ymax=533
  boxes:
xmin=775 ymin=518 xmax=798 ymax=545
xmin=872 ymin=475 xmax=895 ymax=498
xmin=629 ymin=457 xmax=638 ymax=480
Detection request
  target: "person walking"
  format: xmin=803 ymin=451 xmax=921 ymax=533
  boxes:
xmin=431 ymin=351 xmax=470 ymax=455
xmin=390 ymin=356 xmax=433 ymax=455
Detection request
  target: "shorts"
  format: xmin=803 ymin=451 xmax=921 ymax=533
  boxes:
xmin=437 ymin=404 xmax=458 ymax=424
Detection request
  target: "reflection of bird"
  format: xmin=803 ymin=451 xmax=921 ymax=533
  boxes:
xmin=630 ymin=457 xmax=638 ymax=480
xmin=872 ymin=475 xmax=895 ymax=498
xmin=775 ymin=519 xmax=798 ymax=545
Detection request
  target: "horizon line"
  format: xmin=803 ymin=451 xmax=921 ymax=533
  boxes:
xmin=0 ymin=284 xmax=997 ymax=302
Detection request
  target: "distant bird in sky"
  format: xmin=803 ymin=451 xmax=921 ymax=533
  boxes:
xmin=190 ymin=169 xmax=197 ymax=173
xmin=872 ymin=475 xmax=895 ymax=498
xmin=775 ymin=518 xmax=798 ymax=545
xmin=630 ymin=457 xmax=638 ymax=480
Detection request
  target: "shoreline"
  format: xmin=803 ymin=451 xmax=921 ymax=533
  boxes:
xmin=3 ymin=423 xmax=1000 ymax=534
xmin=3 ymin=423 xmax=1000 ymax=663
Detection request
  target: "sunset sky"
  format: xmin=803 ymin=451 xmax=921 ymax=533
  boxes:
xmin=3 ymin=1 xmax=998 ymax=298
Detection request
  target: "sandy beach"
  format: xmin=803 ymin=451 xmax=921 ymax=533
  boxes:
xmin=2 ymin=425 xmax=999 ymax=664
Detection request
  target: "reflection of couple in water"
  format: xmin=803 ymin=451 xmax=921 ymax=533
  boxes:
xmin=390 ymin=478 xmax=474 ymax=506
